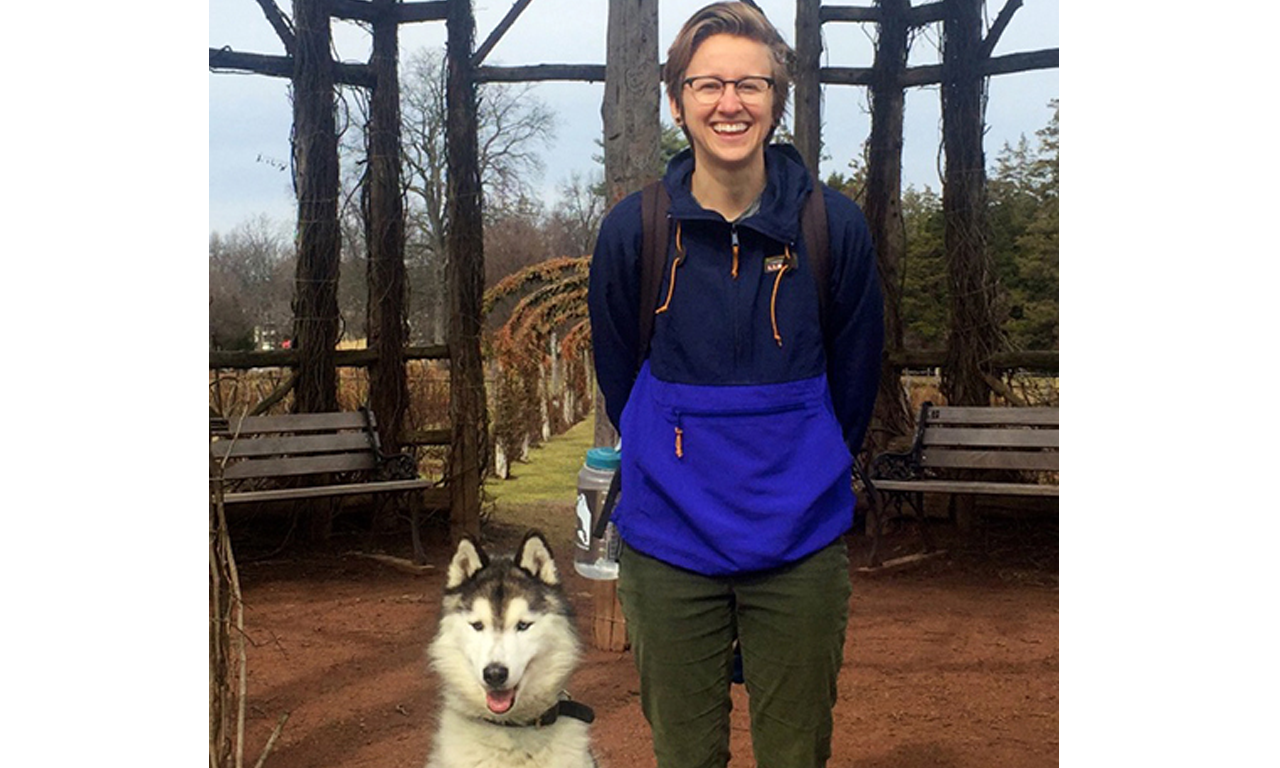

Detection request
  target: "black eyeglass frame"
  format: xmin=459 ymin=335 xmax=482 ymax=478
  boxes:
xmin=681 ymin=75 xmax=776 ymax=103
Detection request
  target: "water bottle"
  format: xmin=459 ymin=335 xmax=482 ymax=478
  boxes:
xmin=574 ymin=447 xmax=621 ymax=580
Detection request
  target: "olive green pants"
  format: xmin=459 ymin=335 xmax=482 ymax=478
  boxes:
xmin=617 ymin=538 xmax=852 ymax=768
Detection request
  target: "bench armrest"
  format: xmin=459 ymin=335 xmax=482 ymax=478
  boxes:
xmin=374 ymin=451 xmax=420 ymax=481
xmin=869 ymin=450 xmax=920 ymax=482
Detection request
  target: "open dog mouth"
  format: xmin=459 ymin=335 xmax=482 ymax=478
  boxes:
xmin=486 ymin=687 xmax=517 ymax=714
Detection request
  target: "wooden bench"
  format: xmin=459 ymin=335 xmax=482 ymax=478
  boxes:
xmin=865 ymin=402 xmax=1058 ymax=567
xmin=209 ymin=408 xmax=447 ymax=562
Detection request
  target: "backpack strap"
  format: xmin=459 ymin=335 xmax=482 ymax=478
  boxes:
xmin=800 ymin=175 xmax=830 ymax=333
xmin=638 ymin=180 xmax=671 ymax=368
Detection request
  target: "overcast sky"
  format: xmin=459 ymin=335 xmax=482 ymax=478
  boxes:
xmin=209 ymin=0 xmax=1059 ymax=235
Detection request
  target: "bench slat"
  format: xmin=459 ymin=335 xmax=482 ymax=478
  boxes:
xmin=920 ymin=448 xmax=1059 ymax=472
xmin=221 ymin=453 xmax=377 ymax=480
xmin=922 ymin=427 xmax=1058 ymax=449
xmin=871 ymin=479 xmax=1059 ymax=497
xmin=211 ymin=432 xmax=374 ymax=460
xmin=223 ymin=481 xmax=448 ymax=505
xmin=925 ymin=406 xmax=1059 ymax=426
xmin=213 ymin=412 xmax=369 ymax=436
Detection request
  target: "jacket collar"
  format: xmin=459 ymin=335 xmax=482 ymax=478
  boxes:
xmin=661 ymin=143 xmax=814 ymax=245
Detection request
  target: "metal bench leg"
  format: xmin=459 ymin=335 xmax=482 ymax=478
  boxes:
xmin=410 ymin=500 xmax=427 ymax=565
xmin=868 ymin=488 xmax=886 ymax=568
xmin=912 ymin=491 xmax=935 ymax=554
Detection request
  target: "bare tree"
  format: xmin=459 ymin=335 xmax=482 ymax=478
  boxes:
xmin=399 ymin=47 xmax=557 ymax=344
xmin=544 ymin=170 xmax=605 ymax=258
xmin=209 ymin=216 xmax=294 ymax=350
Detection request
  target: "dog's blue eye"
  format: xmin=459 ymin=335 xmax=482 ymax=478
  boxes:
xmin=516 ymin=621 xmax=533 ymax=632
xmin=470 ymin=621 xmax=484 ymax=631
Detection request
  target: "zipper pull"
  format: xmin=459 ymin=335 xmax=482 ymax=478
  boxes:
xmin=730 ymin=226 xmax=740 ymax=280
xmin=674 ymin=427 xmax=684 ymax=458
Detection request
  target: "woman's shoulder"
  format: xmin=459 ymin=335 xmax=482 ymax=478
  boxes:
xmin=814 ymin=184 xmax=870 ymax=241
xmin=600 ymin=188 xmax=645 ymax=230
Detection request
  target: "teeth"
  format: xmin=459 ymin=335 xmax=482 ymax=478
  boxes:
xmin=713 ymin=123 xmax=748 ymax=134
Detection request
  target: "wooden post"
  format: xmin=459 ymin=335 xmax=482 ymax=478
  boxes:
xmin=591 ymin=0 xmax=661 ymax=652
xmin=446 ymin=0 xmax=487 ymax=543
xmin=290 ymin=0 xmax=342 ymax=542
xmin=291 ymin=0 xmax=341 ymax=415
xmin=940 ymin=0 xmax=1003 ymax=407
xmin=603 ymin=0 xmax=661 ymax=209
xmin=793 ymin=0 xmax=823 ymax=174
xmin=863 ymin=0 xmax=913 ymax=450
xmin=366 ymin=0 xmax=409 ymax=454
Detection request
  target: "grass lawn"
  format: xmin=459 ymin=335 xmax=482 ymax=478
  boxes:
xmin=485 ymin=418 xmax=596 ymax=506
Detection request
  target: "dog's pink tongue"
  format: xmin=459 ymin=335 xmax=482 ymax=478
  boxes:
xmin=486 ymin=689 xmax=515 ymax=714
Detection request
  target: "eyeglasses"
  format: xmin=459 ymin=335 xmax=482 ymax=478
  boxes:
xmin=682 ymin=76 xmax=775 ymax=105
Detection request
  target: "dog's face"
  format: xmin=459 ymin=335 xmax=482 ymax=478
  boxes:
xmin=429 ymin=531 xmax=581 ymax=721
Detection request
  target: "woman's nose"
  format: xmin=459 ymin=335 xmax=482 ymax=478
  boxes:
xmin=715 ymin=84 xmax=745 ymax=111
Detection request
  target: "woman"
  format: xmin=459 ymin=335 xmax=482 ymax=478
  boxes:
xmin=587 ymin=3 xmax=884 ymax=766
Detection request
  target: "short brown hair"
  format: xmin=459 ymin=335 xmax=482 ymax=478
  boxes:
xmin=664 ymin=2 xmax=796 ymax=129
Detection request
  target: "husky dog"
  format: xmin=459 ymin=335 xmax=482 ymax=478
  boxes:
xmin=426 ymin=531 xmax=597 ymax=768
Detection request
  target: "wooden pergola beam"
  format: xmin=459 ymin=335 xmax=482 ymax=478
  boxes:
xmin=330 ymin=0 xmax=447 ymax=23
xmin=476 ymin=64 xmax=607 ymax=83
xmin=472 ymin=0 xmax=535 ymax=68
xmin=208 ymin=48 xmax=376 ymax=88
xmin=819 ymin=47 xmax=1058 ymax=87
xmin=820 ymin=2 xmax=948 ymax=26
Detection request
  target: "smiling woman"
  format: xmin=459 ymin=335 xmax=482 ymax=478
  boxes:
xmin=587 ymin=4 xmax=886 ymax=768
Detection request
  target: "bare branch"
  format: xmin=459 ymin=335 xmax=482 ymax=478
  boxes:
xmin=253 ymin=0 xmax=295 ymax=54
xmin=980 ymin=0 xmax=1024 ymax=59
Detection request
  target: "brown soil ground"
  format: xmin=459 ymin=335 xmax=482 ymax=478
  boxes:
xmin=228 ymin=501 xmax=1058 ymax=768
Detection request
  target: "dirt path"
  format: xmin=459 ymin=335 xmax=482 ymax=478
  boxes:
xmin=230 ymin=511 xmax=1057 ymax=768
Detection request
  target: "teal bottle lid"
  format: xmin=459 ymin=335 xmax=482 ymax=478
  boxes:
xmin=585 ymin=446 xmax=621 ymax=471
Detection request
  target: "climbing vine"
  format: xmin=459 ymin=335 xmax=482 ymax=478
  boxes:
xmin=484 ymin=256 xmax=593 ymax=474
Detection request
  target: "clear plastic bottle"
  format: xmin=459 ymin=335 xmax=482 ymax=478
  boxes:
xmin=574 ymin=447 xmax=621 ymax=580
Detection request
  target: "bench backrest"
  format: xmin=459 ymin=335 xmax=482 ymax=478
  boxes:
xmin=210 ymin=411 xmax=382 ymax=482
xmin=917 ymin=405 xmax=1059 ymax=473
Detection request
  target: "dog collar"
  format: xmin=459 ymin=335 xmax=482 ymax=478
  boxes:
xmin=484 ymin=698 xmax=596 ymax=728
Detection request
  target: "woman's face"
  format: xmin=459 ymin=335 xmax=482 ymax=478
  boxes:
xmin=670 ymin=33 xmax=776 ymax=175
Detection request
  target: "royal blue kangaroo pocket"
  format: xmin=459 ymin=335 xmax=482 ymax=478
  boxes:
xmin=615 ymin=363 xmax=856 ymax=575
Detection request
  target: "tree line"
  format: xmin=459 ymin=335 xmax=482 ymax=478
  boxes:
xmin=830 ymin=99 xmax=1058 ymax=353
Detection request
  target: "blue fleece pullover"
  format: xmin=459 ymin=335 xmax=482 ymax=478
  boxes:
xmin=588 ymin=144 xmax=884 ymax=575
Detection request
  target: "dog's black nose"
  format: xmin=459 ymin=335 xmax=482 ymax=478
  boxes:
xmin=483 ymin=663 xmax=509 ymax=687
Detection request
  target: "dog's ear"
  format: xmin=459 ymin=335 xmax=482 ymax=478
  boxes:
xmin=516 ymin=531 xmax=559 ymax=586
xmin=446 ymin=536 xmax=488 ymax=588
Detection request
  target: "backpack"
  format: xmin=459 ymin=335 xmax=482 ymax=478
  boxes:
xmin=636 ymin=175 xmax=831 ymax=366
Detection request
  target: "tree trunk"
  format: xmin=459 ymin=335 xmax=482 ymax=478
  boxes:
xmin=863 ymin=0 xmax=914 ymax=447
xmin=291 ymin=0 xmax=340 ymax=414
xmin=364 ymin=0 xmax=409 ymax=537
xmin=940 ymin=0 xmax=1002 ymax=406
xmin=597 ymin=0 xmax=660 ymax=449
xmin=446 ymin=0 xmax=487 ymax=543
xmin=367 ymin=0 xmax=409 ymax=452
xmin=793 ymin=0 xmax=823 ymax=175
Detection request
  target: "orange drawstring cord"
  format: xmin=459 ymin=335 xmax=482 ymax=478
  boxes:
xmin=655 ymin=222 xmax=684 ymax=315
xmin=769 ymin=245 xmax=791 ymax=347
